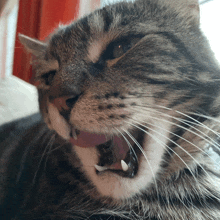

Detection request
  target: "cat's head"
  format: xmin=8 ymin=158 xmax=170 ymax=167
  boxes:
xmin=19 ymin=0 xmax=220 ymax=201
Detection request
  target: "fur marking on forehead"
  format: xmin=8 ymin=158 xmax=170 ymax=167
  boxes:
xmin=87 ymin=40 xmax=104 ymax=63
xmin=87 ymin=32 xmax=119 ymax=63
xmin=89 ymin=13 xmax=105 ymax=32
xmin=86 ymin=10 xmax=122 ymax=63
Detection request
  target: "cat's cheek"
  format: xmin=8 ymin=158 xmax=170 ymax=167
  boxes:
xmin=47 ymin=103 xmax=71 ymax=139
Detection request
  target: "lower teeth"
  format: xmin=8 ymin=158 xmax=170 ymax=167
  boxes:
xmin=94 ymin=160 xmax=129 ymax=172
xmin=121 ymin=160 xmax=129 ymax=171
xmin=94 ymin=164 xmax=108 ymax=172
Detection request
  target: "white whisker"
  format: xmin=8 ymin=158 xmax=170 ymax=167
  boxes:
xmin=126 ymin=120 xmax=220 ymax=202
xmin=151 ymin=103 xmax=220 ymax=140
xmin=132 ymin=105 xmax=220 ymax=150
xmin=115 ymin=128 xmax=138 ymax=162
xmin=126 ymin=122 xmax=205 ymax=211
xmin=188 ymin=112 xmax=220 ymax=123
xmin=188 ymin=112 xmax=220 ymax=131
xmin=121 ymin=128 xmax=160 ymax=202
xmin=131 ymin=110 xmax=218 ymax=164
xmin=32 ymin=133 xmax=56 ymax=184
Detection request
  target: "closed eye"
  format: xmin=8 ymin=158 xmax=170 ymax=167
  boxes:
xmin=102 ymin=35 xmax=145 ymax=61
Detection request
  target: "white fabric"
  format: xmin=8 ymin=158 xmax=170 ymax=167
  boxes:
xmin=0 ymin=76 xmax=39 ymax=125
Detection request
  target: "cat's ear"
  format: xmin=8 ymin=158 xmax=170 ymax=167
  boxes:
xmin=166 ymin=0 xmax=200 ymax=25
xmin=184 ymin=0 xmax=200 ymax=24
xmin=18 ymin=34 xmax=47 ymax=57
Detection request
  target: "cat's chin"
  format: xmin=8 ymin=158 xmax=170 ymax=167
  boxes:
xmin=69 ymin=128 xmax=145 ymax=178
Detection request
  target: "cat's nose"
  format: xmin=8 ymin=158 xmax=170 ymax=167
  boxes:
xmin=52 ymin=94 xmax=81 ymax=111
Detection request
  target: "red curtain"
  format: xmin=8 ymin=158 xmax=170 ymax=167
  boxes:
xmin=13 ymin=0 xmax=79 ymax=83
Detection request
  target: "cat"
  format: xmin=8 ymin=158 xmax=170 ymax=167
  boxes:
xmin=1 ymin=0 xmax=220 ymax=219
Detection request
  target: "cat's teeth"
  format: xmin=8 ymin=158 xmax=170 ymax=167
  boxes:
xmin=121 ymin=160 xmax=129 ymax=172
xmin=72 ymin=128 xmax=78 ymax=140
xmin=94 ymin=165 xmax=108 ymax=172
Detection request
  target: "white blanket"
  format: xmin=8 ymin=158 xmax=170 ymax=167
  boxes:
xmin=0 ymin=76 xmax=39 ymax=125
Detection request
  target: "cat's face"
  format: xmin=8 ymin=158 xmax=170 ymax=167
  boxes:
xmin=19 ymin=0 xmax=219 ymax=201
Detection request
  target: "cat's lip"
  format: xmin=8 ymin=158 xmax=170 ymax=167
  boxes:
xmin=69 ymin=128 xmax=143 ymax=178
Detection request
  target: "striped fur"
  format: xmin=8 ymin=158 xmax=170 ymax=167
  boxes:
xmin=1 ymin=0 xmax=220 ymax=219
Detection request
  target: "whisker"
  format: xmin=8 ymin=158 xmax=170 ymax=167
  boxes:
xmin=121 ymin=128 xmax=160 ymax=202
xmin=128 ymin=119 xmax=206 ymax=176
xmin=135 ymin=103 xmax=220 ymax=141
xmin=126 ymin=121 xmax=220 ymax=202
xmin=188 ymin=112 xmax=220 ymax=124
xmin=126 ymin=122 xmax=205 ymax=211
xmin=46 ymin=140 xmax=67 ymax=154
xmin=129 ymin=91 xmax=220 ymax=99
xmin=187 ymin=112 xmax=220 ymax=132
xmin=32 ymin=133 xmax=56 ymax=184
xmin=131 ymin=109 xmax=218 ymax=164
xmin=176 ymin=109 xmax=220 ymax=138
xmin=44 ymin=137 xmax=55 ymax=170
xmin=115 ymin=128 xmax=138 ymax=162
xmin=132 ymin=105 xmax=220 ymax=149
xmin=144 ymin=103 xmax=220 ymax=140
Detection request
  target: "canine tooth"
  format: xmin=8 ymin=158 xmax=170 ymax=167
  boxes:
xmin=72 ymin=128 xmax=78 ymax=140
xmin=121 ymin=160 xmax=129 ymax=172
xmin=94 ymin=165 xmax=108 ymax=172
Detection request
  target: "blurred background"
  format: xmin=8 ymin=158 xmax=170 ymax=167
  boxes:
xmin=0 ymin=0 xmax=220 ymax=124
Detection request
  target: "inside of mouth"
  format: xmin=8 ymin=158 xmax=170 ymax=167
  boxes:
xmin=70 ymin=129 xmax=144 ymax=178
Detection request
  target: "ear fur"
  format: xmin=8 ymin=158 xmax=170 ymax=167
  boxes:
xmin=164 ymin=0 xmax=200 ymax=25
xmin=18 ymin=34 xmax=47 ymax=57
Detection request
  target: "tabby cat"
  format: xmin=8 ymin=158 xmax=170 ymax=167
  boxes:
xmin=1 ymin=0 xmax=220 ymax=219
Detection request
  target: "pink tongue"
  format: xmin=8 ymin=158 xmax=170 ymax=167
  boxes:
xmin=70 ymin=131 xmax=129 ymax=160
xmin=113 ymin=137 xmax=129 ymax=160
xmin=70 ymin=131 xmax=108 ymax=148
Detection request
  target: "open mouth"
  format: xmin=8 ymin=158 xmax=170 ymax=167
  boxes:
xmin=70 ymin=128 xmax=145 ymax=178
